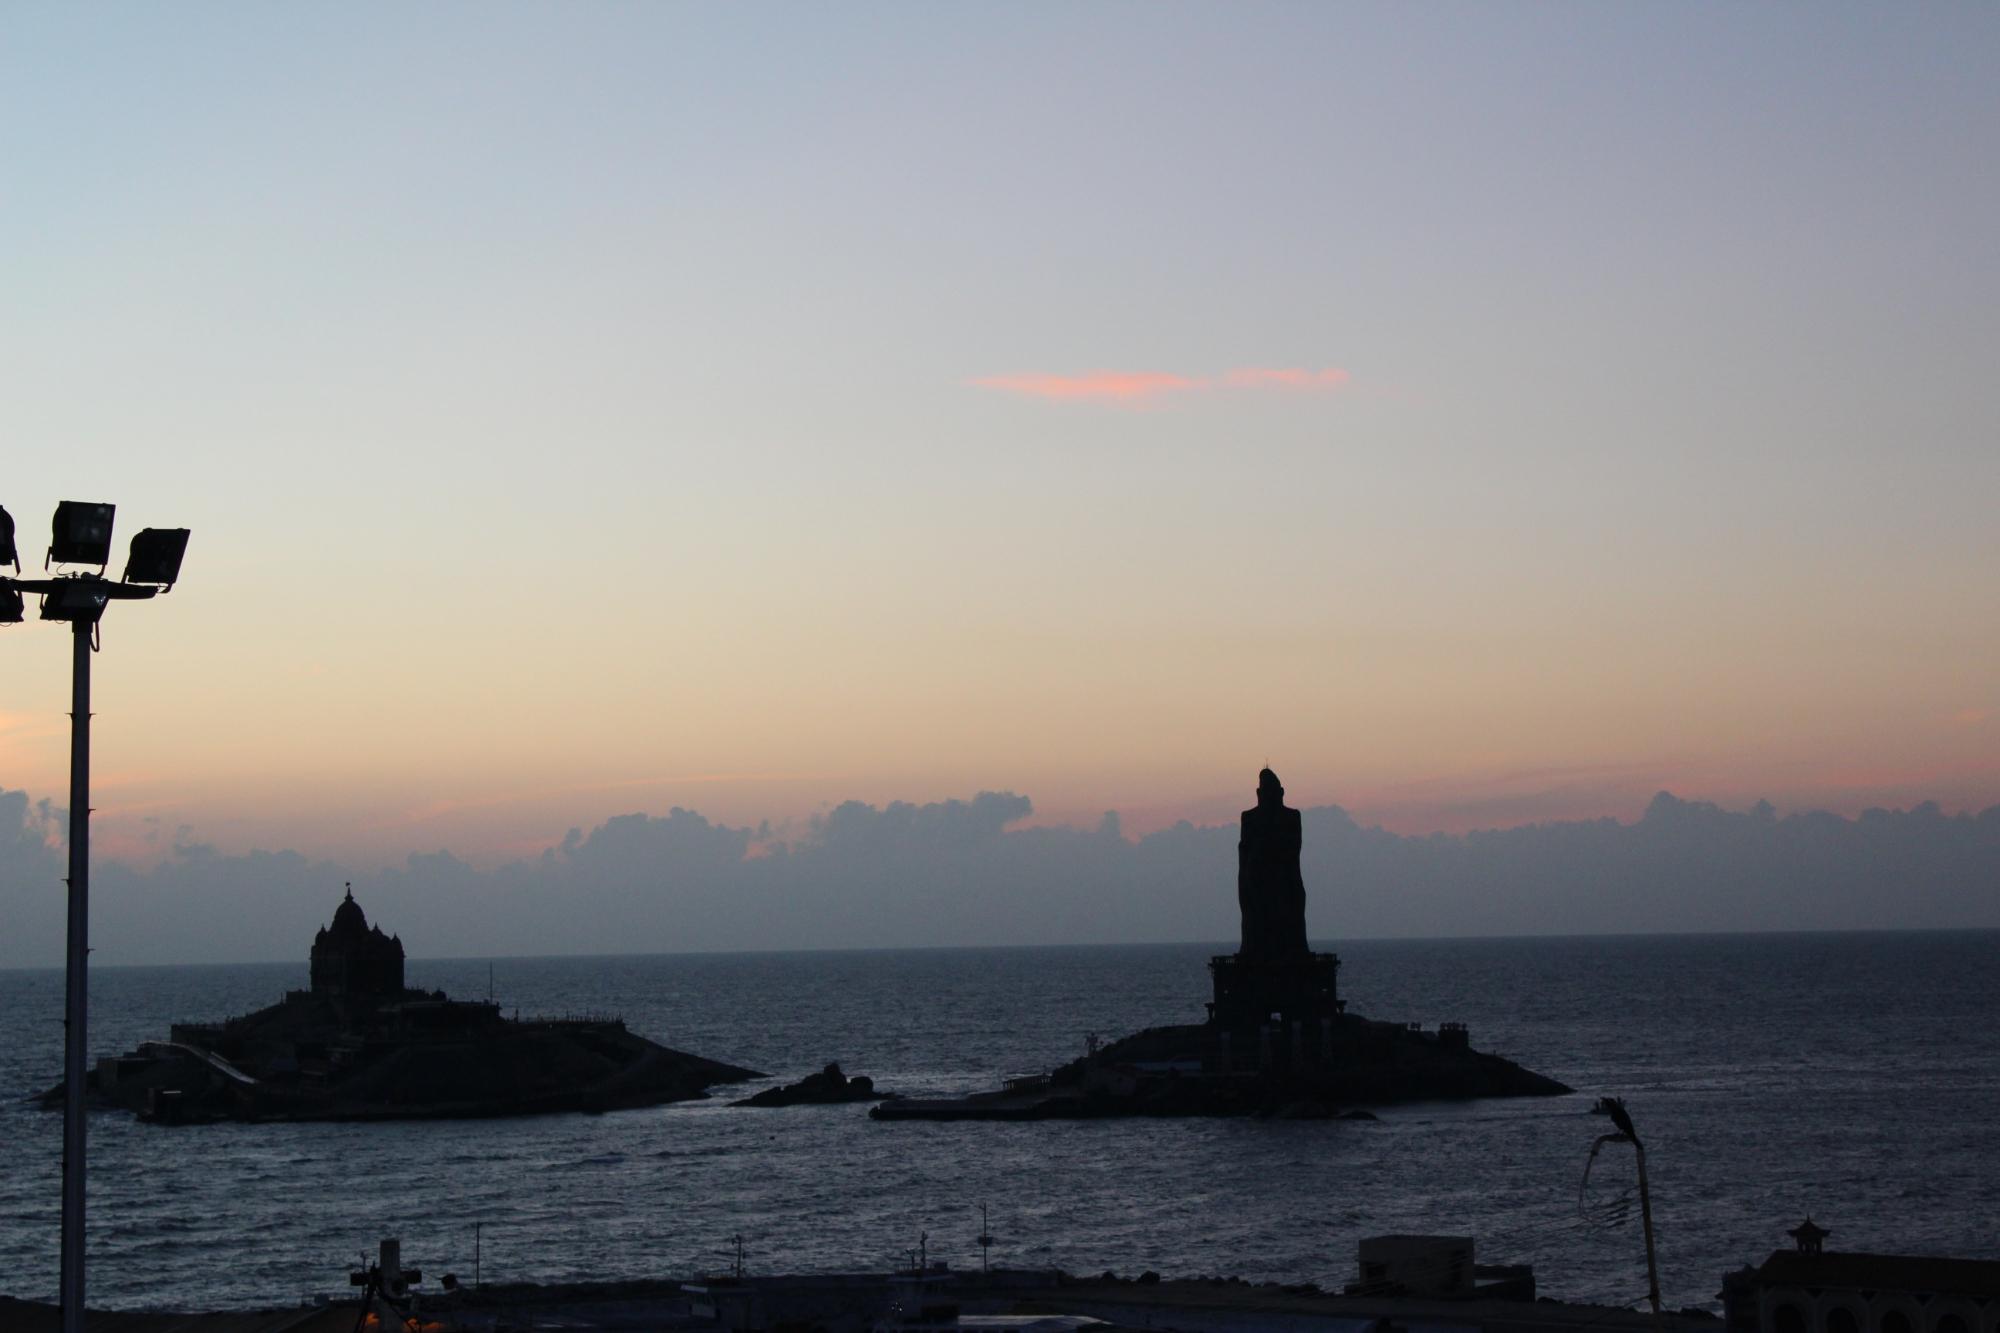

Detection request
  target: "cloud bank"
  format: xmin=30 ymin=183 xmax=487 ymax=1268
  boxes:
xmin=971 ymin=367 xmax=1350 ymax=403
xmin=2 ymin=787 xmax=1996 ymax=968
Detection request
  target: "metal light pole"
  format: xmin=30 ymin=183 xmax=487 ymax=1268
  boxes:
xmin=2 ymin=502 xmax=189 ymax=1333
xmin=61 ymin=610 xmax=92 ymax=1333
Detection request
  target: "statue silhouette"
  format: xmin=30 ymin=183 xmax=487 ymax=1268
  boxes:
xmin=1237 ymin=768 xmax=1310 ymax=960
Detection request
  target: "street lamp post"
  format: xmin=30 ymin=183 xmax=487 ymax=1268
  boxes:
xmin=1582 ymin=1095 xmax=1662 ymax=1322
xmin=1 ymin=501 xmax=189 ymax=1333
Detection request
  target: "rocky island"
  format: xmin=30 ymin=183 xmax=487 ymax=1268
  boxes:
xmin=47 ymin=888 xmax=761 ymax=1123
xmin=875 ymin=768 xmax=1571 ymax=1121
xmin=732 ymin=1062 xmax=898 ymax=1107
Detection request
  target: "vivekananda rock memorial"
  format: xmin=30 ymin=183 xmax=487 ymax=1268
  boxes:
xmin=48 ymin=888 xmax=760 ymax=1123
xmin=874 ymin=768 xmax=1572 ymax=1120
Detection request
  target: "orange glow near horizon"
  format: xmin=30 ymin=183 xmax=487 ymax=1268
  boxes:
xmin=6 ymin=698 xmax=1993 ymax=873
xmin=1 ymin=517 xmax=1994 ymax=874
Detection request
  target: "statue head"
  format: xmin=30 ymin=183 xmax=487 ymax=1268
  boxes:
xmin=1257 ymin=767 xmax=1284 ymax=805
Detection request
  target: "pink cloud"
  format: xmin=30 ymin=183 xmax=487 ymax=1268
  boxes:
xmin=970 ymin=371 xmax=1202 ymax=402
xmin=971 ymin=366 xmax=1351 ymax=403
xmin=1221 ymin=367 xmax=1352 ymax=390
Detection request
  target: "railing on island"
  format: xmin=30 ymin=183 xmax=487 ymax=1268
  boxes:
xmin=512 ymin=1011 xmax=626 ymax=1029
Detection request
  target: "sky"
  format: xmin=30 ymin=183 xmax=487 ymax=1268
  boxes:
xmin=2 ymin=4 xmax=1997 ymax=891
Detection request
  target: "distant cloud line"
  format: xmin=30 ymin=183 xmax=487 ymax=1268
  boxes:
xmin=2 ymin=787 xmax=1997 ymax=968
xmin=971 ymin=366 xmax=1351 ymax=402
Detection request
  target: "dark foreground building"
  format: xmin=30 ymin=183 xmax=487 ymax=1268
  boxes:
xmin=1723 ymin=1220 xmax=2000 ymax=1333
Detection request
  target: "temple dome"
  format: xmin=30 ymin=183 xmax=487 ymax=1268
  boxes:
xmin=328 ymin=887 xmax=368 ymax=936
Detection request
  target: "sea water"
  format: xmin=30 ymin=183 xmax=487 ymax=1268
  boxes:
xmin=1 ymin=932 xmax=1996 ymax=1311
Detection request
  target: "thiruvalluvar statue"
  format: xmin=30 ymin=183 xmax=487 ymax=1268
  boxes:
xmin=1237 ymin=767 xmax=1311 ymax=960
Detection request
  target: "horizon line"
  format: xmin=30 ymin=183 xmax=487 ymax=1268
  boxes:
xmin=9 ymin=923 xmax=1996 ymax=975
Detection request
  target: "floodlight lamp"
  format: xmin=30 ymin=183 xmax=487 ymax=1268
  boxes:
xmin=49 ymin=501 xmax=115 ymax=568
xmin=124 ymin=528 xmax=190 ymax=589
xmin=39 ymin=579 xmax=110 ymax=624
xmin=0 ymin=504 xmax=17 ymax=571
xmin=1 ymin=584 xmax=23 ymax=625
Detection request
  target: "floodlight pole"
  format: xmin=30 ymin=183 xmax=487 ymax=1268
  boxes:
xmin=59 ymin=616 xmax=91 ymax=1333
xmin=6 ymin=504 xmax=184 ymax=1333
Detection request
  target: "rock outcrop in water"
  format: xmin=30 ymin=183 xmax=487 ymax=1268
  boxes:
xmin=875 ymin=769 xmax=1571 ymax=1122
xmin=732 ymin=1062 xmax=898 ymax=1107
xmin=43 ymin=888 xmax=761 ymax=1124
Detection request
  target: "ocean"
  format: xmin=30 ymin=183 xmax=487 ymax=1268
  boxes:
xmin=2 ymin=932 xmax=1996 ymax=1312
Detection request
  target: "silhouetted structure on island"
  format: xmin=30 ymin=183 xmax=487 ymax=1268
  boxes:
xmin=1208 ymin=768 xmax=1346 ymax=1055
xmin=47 ymin=889 xmax=760 ymax=1124
xmin=309 ymin=884 xmax=405 ymax=997
xmin=1236 ymin=767 xmax=1310 ymax=959
xmin=877 ymin=767 xmax=1570 ymax=1120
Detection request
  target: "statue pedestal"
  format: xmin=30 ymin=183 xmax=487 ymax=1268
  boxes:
xmin=1206 ymin=952 xmax=1343 ymax=1076
xmin=1207 ymin=952 xmax=1343 ymax=1028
